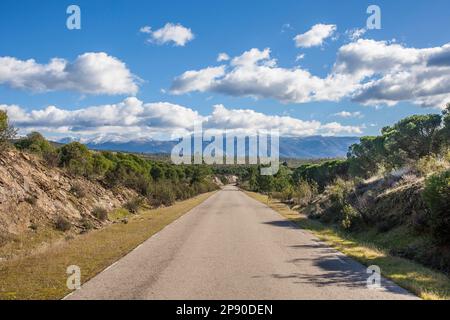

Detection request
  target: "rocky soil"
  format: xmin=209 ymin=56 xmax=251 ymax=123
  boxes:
xmin=0 ymin=150 xmax=136 ymax=239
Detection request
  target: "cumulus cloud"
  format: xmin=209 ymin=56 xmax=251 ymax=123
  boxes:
xmin=0 ymin=98 xmax=362 ymax=142
xmin=170 ymin=39 xmax=450 ymax=108
xmin=295 ymin=53 xmax=305 ymax=61
xmin=140 ymin=23 xmax=194 ymax=46
xmin=345 ymin=28 xmax=366 ymax=41
xmin=170 ymin=47 xmax=358 ymax=103
xmin=333 ymin=111 xmax=363 ymax=118
xmin=0 ymin=52 xmax=139 ymax=95
xmin=293 ymin=24 xmax=337 ymax=48
xmin=217 ymin=53 xmax=230 ymax=62
xmin=336 ymin=40 xmax=450 ymax=108
xmin=170 ymin=66 xmax=226 ymax=95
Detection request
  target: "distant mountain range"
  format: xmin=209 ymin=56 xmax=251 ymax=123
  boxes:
xmin=63 ymin=136 xmax=359 ymax=159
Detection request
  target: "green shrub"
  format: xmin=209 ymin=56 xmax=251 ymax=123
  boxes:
xmin=14 ymin=132 xmax=54 ymax=155
xmin=327 ymin=178 xmax=354 ymax=207
xmin=423 ymin=170 xmax=450 ymax=244
xmin=320 ymin=178 xmax=355 ymax=224
xmin=58 ymin=142 xmax=94 ymax=177
xmin=70 ymin=182 xmax=86 ymax=198
xmin=0 ymin=110 xmax=16 ymax=152
xmin=293 ymin=179 xmax=318 ymax=206
xmin=25 ymin=195 xmax=38 ymax=205
xmin=43 ymin=150 xmax=59 ymax=167
xmin=416 ymin=155 xmax=448 ymax=176
xmin=92 ymin=207 xmax=108 ymax=221
xmin=124 ymin=197 xmax=144 ymax=214
xmin=91 ymin=153 xmax=113 ymax=177
xmin=293 ymin=160 xmax=349 ymax=190
xmin=149 ymin=184 xmax=176 ymax=207
xmin=341 ymin=204 xmax=361 ymax=231
xmin=219 ymin=175 xmax=228 ymax=185
xmin=55 ymin=216 xmax=71 ymax=232
xmin=80 ymin=218 xmax=94 ymax=231
xmin=280 ymin=185 xmax=294 ymax=202
xmin=382 ymin=114 xmax=442 ymax=166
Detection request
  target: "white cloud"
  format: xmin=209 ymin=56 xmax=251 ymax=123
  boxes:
xmin=170 ymin=66 xmax=226 ymax=95
xmin=333 ymin=111 xmax=363 ymax=118
xmin=170 ymin=47 xmax=358 ymax=103
xmin=140 ymin=23 xmax=194 ymax=46
xmin=320 ymin=122 xmax=362 ymax=135
xmin=295 ymin=53 xmax=305 ymax=61
xmin=335 ymin=39 xmax=450 ymax=108
xmin=170 ymin=40 xmax=450 ymax=108
xmin=0 ymin=98 xmax=363 ymax=142
xmin=217 ymin=53 xmax=230 ymax=62
xmin=139 ymin=26 xmax=152 ymax=34
xmin=294 ymin=24 xmax=337 ymax=48
xmin=206 ymin=104 xmax=362 ymax=136
xmin=345 ymin=28 xmax=366 ymax=41
xmin=0 ymin=52 xmax=139 ymax=95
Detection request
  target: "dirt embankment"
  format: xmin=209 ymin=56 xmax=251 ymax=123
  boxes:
xmin=0 ymin=150 xmax=136 ymax=238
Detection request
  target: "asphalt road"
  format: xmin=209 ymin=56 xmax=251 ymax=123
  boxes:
xmin=66 ymin=186 xmax=417 ymax=300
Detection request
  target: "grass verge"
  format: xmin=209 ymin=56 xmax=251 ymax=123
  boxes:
xmin=0 ymin=191 xmax=216 ymax=300
xmin=245 ymin=191 xmax=450 ymax=300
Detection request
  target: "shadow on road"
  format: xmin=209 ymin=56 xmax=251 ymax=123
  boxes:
xmin=263 ymin=220 xmax=299 ymax=229
xmin=269 ymin=248 xmax=411 ymax=297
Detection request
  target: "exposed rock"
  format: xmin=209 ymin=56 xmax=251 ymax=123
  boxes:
xmin=0 ymin=150 xmax=136 ymax=236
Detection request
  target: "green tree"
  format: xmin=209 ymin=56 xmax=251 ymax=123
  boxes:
xmin=15 ymin=132 xmax=54 ymax=155
xmin=256 ymin=172 xmax=274 ymax=193
xmin=58 ymin=142 xmax=93 ymax=176
xmin=422 ymin=170 xmax=450 ymax=244
xmin=347 ymin=136 xmax=386 ymax=177
xmin=293 ymin=160 xmax=349 ymax=190
xmin=91 ymin=153 xmax=114 ymax=177
xmin=437 ymin=103 xmax=450 ymax=150
xmin=382 ymin=114 xmax=442 ymax=166
xmin=150 ymin=165 xmax=164 ymax=181
xmin=0 ymin=111 xmax=17 ymax=151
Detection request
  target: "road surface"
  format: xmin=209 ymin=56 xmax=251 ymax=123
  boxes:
xmin=66 ymin=186 xmax=417 ymax=300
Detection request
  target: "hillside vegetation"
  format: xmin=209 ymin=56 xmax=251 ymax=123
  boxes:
xmin=0 ymin=112 xmax=218 ymax=258
xmin=238 ymin=104 xmax=450 ymax=275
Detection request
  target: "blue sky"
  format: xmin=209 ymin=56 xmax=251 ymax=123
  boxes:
xmin=1 ymin=0 xmax=450 ymax=142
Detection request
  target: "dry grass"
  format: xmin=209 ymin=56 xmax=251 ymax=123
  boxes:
xmin=0 ymin=191 xmax=216 ymax=300
xmin=245 ymin=191 xmax=450 ymax=300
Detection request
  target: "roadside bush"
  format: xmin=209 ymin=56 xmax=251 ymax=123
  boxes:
xmin=416 ymin=155 xmax=448 ymax=176
xmin=219 ymin=175 xmax=228 ymax=185
xmin=55 ymin=216 xmax=71 ymax=232
xmin=92 ymin=207 xmax=108 ymax=221
xmin=80 ymin=218 xmax=94 ymax=231
xmin=341 ymin=204 xmax=361 ymax=231
xmin=280 ymin=185 xmax=294 ymax=202
xmin=353 ymin=192 xmax=374 ymax=219
xmin=124 ymin=197 xmax=144 ymax=214
xmin=70 ymin=182 xmax=86 ymax=198
xmin=422 ymin=170 xmax=450 ymax=244
xmin=25 ymin=195 xmax=38 ymax=205
xmin=321 ymin=178 xmax=355 ymax=224
xmin=149 ymin=184 xmax=176 ymax=207
xmin=293 ymin=179 xmax=318 ymax=207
